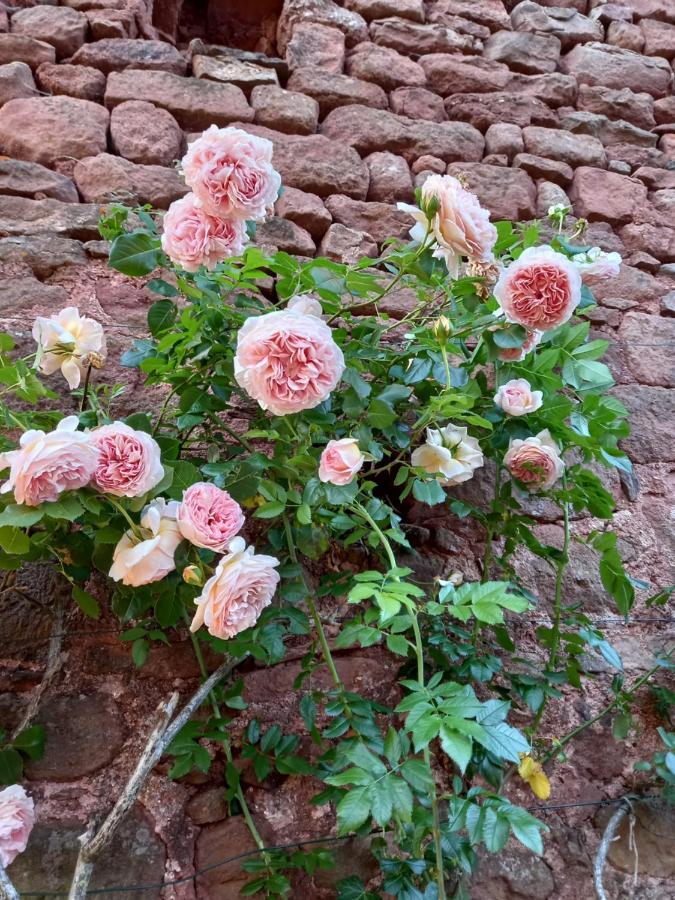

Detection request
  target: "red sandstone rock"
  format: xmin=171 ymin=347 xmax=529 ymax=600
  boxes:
xmin=523 ymin=125 xmax=607 ymax=168
xmin=324 ymin=194 xmax=412 ymax=243
xmin=250 ymin=84 xmax=318 ymax=135
xmin=0 ymin=33 xmax=55 ymax=70
xmin=617 ymin=0 xmax=675 ymax=22
xmin=618 ymin=311 xmax=675 ymax=385
xmin=389 ymin=87 xmax=446 ymax=122
xmin=536 ymin=180 xmax=570 ymax=217
xmin=346 ymin=42 xmax=426 ymax=90
xmin=0 ymin=158 xmax=78 ymax=203
xmin=659 ymin=134 xmax=675 ymax=156
xmin=485 ymin=123 xmax=524 ymax=160
xmin=319 ymin=222 xmax=378 ymax=262
xmin=640 ymin=17 xmax=675 ymax=58
xmin=506 ymin=71 xmax=578 ymax=106
xmin=0 ymin=95 xmax=108 ymax=167
xmin=286 ymin=22 xmax=346 ymax=73
xmin=607 ymin=142 xmax=666 ymax=169
xmin=277 ymin=0 xmax=368 ymax=53
xmin=0 ymin=61 xmax=37 ymax=106
xmin=365 ymin=151 xmax=414 ymax=203
xmin=86 ymin=8 xmax=137 ymax=40
xmin=192 ymin=56 xmax=279 ymax=93
xmin=483 ymin=30 xmax=562 ymax=74
xmin=577 ymin=84 xmax=656 ymax=130
xmin=633 ymin=166 xmax=675 ymax=191
xmin=369 ymin=16 xmax=476 ymax=56
xmin=73 ymin=153 xmax=188 ymax=208
xmin=561 ymin=41 xmax=672 ymax=97
xmin=606 ymin=20 xmax=644 ymax=52
xmin=11 ymin=6 xmax=88 ymax=60
xmin=36 ymin=62 xmax=106 ymax=103
xmin=558 ymin=110 xmax=657 ymax=148
xmin=411 ymin=155 xmax=446 ymax=175
xmin=513 ymin=152 xmax=574 ymax=185
xmin=320 ymin=105 xmax=484 ymax=163
xmin=275 ymin=186 xmax=332 ymax=239
xmin=590 ymin=4 xmax=633 ymax=27
xmin=446 ymin=162 xmax=537 ymax=220
xmin=619 ymin=222 xmax=675 ymax=262
xmin=419 ymin=53 xmax=510 ymax=94
xmin=71 ymin=38 xmax=186 ymax=75
xmin=510 ymin=1 xmax=603 ymax=49
xmin=0 ymin=194 xmax=100 ymax=239
xmin=105 ymin=71 xmax=253 ymax=130
xmin=569 ymin=166 xmax=648 ymax=224
xmin=287 ymin=66 xmax=387 ymax=114
xmin=345 ymin=0 xmax=424 ymax=22
xmin=426 ymin=0 xmax=510 ymax=31
xmin=654 ymin=96 xmax=675 ymax=125
xmin=255 ymin=216 xmax=316 ymax=256
xmin=110 ymin=100 xmax=183 ymax=166
xmin=444 ymin=92 xmax=557 ymax=130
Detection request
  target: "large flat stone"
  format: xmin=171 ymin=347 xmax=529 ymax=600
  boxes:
xmin=0 ymin=159 xmax=78 ymax=203
xmin=73 ymin=153 xmax=188 ymax=208
xmin=0 ymin=235 xmax=87 ymax=278
xmin=617 ymin=311 xmax=675 ymax=387
xmin=569 ymin=167 xmax=648 ymax=224
xmin=561 ymin=41 xmax=673 ymax=98
xmin=71 ymin=38 xmax=187 ymax=74
xmin=324 ymin=194 xmax=412 ymax=243
xmin=11 ymin=6 xmax=87 ymax=60
xmin=0 ymin=195 xmax=101 ymax=239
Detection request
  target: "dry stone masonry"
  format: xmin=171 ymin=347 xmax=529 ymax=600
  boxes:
xmin=0 ymin=0 xmax=674 ymax=897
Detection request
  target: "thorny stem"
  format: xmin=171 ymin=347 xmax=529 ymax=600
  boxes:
xmin=351 ymin=502 xmax=448 ymax=900
xmin=80 ymin=363 xmax=93 ymax=413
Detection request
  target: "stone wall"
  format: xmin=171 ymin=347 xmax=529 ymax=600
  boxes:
xmin=0 ymin=0 xmax=674 ymax=897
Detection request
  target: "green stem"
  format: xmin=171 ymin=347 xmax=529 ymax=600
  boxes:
xmin=80 ymin=364 xmax=93 ymax=413
xmin=440 ymin=345 xmax=452 ymax=392
xmin=106 ymin=497 xmax=144 ymax=540
xmin=220 ymin=422 xmax=255 ymax=453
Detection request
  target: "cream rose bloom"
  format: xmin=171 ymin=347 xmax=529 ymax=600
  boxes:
xmin=32 ymin=307 xmax=106 ymax=390
xmin=494 ymin=379 xmax=543 ymax=417
xmin=319 ymin=438 xmax=364 ymax=486
xmin=504 ymin=430 xmax=564 ymax=492
xmin=0 ymin=416 xmax=99 ymax=507
xmin=574 ymin=247 xmax=621 ymax=284
xmin=190 ymin=537 xmax=280 ymax=640
xmin=109 ymin=498 xmax=183 ymax=586
xmin=411 ymin=424 xmax=484 ymax=486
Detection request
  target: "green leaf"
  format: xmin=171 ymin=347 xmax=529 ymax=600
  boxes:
xmin=342 ymin=367 xmax=371 ymax=399
xmin=155 ymin=591 xmax=183 ymax=628
xmin=254 ymin=500 xmax=286 ymax=519
xmin=132 ymin=637 xmax=149 ymax=668
xmin=0 ymin=748 xmax=23 ymax=785
xmin=147 ymin=300 xmax=178 ymax=336
xmin=336 ymin=787 xmax=371 ymax=833
xmin=474 ymin=721 xmax=529 ymax=763
xmin=72 ymin=585 xmax=100 ymax=619
xmin=439 ymin=725 xmax=473 ymax=774
xmin=369 ymin=778 xmax=393 ymax=826
xmin=411 ymin=714 xmax=441 ymax=751
xmin=482 ymin=808 xmax=510 ymax=853
xmin=0 ymin=505 xmax=43 ymax=527
xmin=12 ymin=724 xmax=45 ymax=761
xmin=42 ymin=495 xmax=84 ymax=522
xmin=0 ymin=526 xmax=30 ymax=555
xmin=121 ymin=338 xmax=157 ymax=368
xmin=109 ymin=231 xmax=163 ymax=276
xmin=401 ymin=759 xmax=435 ymax=792
xmin=412 ymin=478 xmax=446 ymax=506
xmin=506 ymin=807 xmax=545 ymax=855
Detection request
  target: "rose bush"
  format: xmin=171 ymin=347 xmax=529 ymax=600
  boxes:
xmin=0 ymin=125 xmax=670 ymax=898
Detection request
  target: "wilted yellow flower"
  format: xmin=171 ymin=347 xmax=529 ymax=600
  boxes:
xmin=518 ymin=755 xmax=551 ymax=800
xmin=182 ymin=565 xmax=204 ymax=587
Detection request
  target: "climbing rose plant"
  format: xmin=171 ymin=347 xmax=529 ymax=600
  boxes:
xmin=0 ymin=125 xmax=671 ymax=898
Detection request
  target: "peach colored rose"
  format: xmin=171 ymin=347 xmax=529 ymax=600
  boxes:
xmin=504 ymin=430 xmax=564 ymax=492
xmin=0 ymin=416 xmax=99 ymax=507
xmin=190 ymin=537 xmax=280 ymax=640
xmin=411 ymin=424 xmax=483 ymax=487
xmin=181 ymin=125 xmax=281 ymax=221
xmin=178 ymin=482 xmax=245 ymax=552
xmin=319 ymin=438 xmax=364 ymax=486
xmin=33 ymin=307 xmax=106 ymax=390
xmin=161 ymin=193 xmax=248 ymax=272
xmin=496 ymin=329 xmax=542 ymax=362
xmin=494 ymin=379 xmax=543 ymax=417
xmin=0 ymin=784 xmax=34 ymax=868
xmin=90 ymin=422 xmax=164 ymax=498
xmin=234 ymin=304 xmax=345 ymax=415
xmin=109 ymin=498 xmax=182 ymax=586
xmin=494 ymin=246 xmax=582 ymax=331
xmin=287 ymin=293 xmax=323 ymax=318
xmin=398 ymin=174 xmax=497 ymax=278
xmin=574 ymin=247 xmax=621 ymax=284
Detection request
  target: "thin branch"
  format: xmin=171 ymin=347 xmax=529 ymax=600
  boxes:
xmin=594 ymin=800 xmax=629 ymax=900
xmin=0 ymin=863 xmax=20 ymax=900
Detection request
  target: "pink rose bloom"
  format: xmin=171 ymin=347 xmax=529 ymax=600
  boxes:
xmin=494 ymin=246 xmax=582 ymax=331
xmin=109 ymin=498 xmax=183 ymax=586
xmin=234 ymin=303 xmax=345 ymax=415
xmin=574 ymin=247 xmax=621 ymax=284
xmin=190 ymin=537 xmax=280 ymax=640
xmin=494 ymin=379 xmax=543 ymax=417
xmin=0 ymin=784 xmax=34 ymax=868
xmin=178 ymin=482 xmax=245 ymax=552
xmin=90 ymin=422 xmax=164 ymax=498
xmin=398 ymin=174 xmax=497 ymax=278
xmin=0 ymin=416 xmax=99 ymax=507
xmin=33 ymin=306 xmax=107 ymax=390
xmin=161 ymin=193 xmax=248 ymax=272
xmin=319 ymin=438 xmax=364 ymax=486
xmin=181 ymin=125 xmax=281 ymax=221
xmin=496 ymin=329 xmax=542 ymax=362
xmin=504 ymin=429 xmax=564 ymax=492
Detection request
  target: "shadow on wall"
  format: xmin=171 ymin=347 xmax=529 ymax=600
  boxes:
xmin=153 ymin=0 xmax=283 ymax=53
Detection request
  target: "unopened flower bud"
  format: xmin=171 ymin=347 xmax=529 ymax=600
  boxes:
xmin=182 ymin=565 xmax=204 ymax=587
xmin=433 ymin=315 xmax=451 ymax=341
xmin=87 ymin=351 xmax=105 ymax=370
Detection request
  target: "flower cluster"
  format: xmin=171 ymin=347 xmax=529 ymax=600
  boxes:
xmin=0 ymin=784 xmax=34 ymax=868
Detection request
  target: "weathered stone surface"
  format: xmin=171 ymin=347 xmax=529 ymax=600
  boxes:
xmin=389 ymin=86 xmax=446 ymax=122
xmin=286 ymin=22 xmax=346 ymax=74
xmin=507 ymin=71 xmax=578 ymax=106
xmin=324 ymin=194 xmax=411 ymax=243
xmin=73 ymin=153 xmax=188 ymax=208
xmin=601 ymin=800 xmax=675 ymax=879
xmin=511 ymin=1 xmax=603 ymax=49
xmin=85 ymin=7 xmax=137 ymax=40
xmin=654 ymin=96 xmax=675 ymax=125
xmin=250 ymin=84 xmax=318 ymax=135
xmin=320 ymin=105 xmax=484 ymax=163
xmin=617 ymin=311 xmax=675 ymax=386
xmin=444 ymin=92 xmax=557 ymax=130
xmin=369 ymin=16 xmax=475 ymax=55
xmin=558 ymin=109 xmax=657 ymax=148
xmin=319 ymin=222 xmax=378 ymax=262
xmin=561 ymin=41 xmax=673 ymax=97
xmin=640 ymin=17 xmax=675 ymax=58
xmin=277 ymin=0 xmax=369 ymax=53
xmin=105 ymin=71 xmax=253 ymax=130
xmin=0 ymin=276 xmax=68 ymax=317
xmin=420 ymin=53 xmax=510 ymax=95
xmin=0 ymin=61 xmax=38 ymax=106
xmin=483 ymin=30 xmax=562 ymax=74
xmin=447 ymin=162 xmax=537 ymax=219
xmin=523 ymin=125 xmax=607 ymax=168
xmin=0 ymin=96 xmax=109 ymax=167
xmin=411 ymin=155 xmax=446 ymax=175
xmin=0 ymin=234 xmax=87 ymax=278
xmin=471 ymin=842 xmax=556 ymax=899
xmin=287 ymin=66 xmax=387 ymax=114
xmin=365 ymin=151 xmax=413 ymax=203
xmin=71 ymin=38 xmax=186 ymax=75
xmin=536 ymin=180 xmax=570 ymax=217
xmin=620 ymin=222 xmax=675 ymax=262
xmin=346 ymin=41 xmax=426 ymax=90
xmin=0 ymin=159 xmax=78 ymax=203
xmin=192 ymin=55 xmax=279 ymax=92
xmin=275 ymin=186 xmax=331 ymax=239
xmin=0 ymin=33 xmax=55 ymax=70
xmin=577 ymin=84 xmax=656 ymax=130
xmin=345 ymin=0 xmax=424 ymax=22
xmin=613 ymin=384 xmax=675 ymax=463
xmin=36 ymin=62 xmax=106 ymax=103
xmin=485 ymin=123 xmax=524 ymax=160
xmin=186 ymin=786 xmax=229 ymax=825
xmin=110 ymin=100 xmax=183 ymax=166
xmin=514 ymin=152 xmax=574 ymax=185
xmin=0 ymin=195 xmax=100 ymax=239
xmin=616 ymin=0 xmax=675 ymax=22
xmin=607 ymin=20 xmax=645 ymax=52
xmin=256 ymin=216 xmax=316 ymax=255
xmin=569 ymin=166 xmax=648 ymax=224
xmin=195 ymin=816 xmax=258 ymax=896
xmin=634 ymin=166 xmax=675 ymax=190
xmin=12 ymin=6 xmax=87 ymax=60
